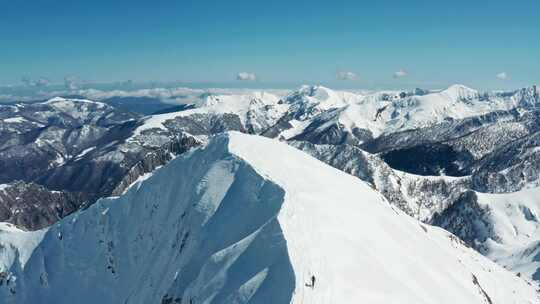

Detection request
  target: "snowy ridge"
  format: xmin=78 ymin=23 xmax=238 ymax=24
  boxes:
xmin=283 ymin=85 xmax=359 ymax=120
xmin=132 ymin=91 xmax=286 ymax=136
xmin=275 ymin=84 xmax=527 ymax=144
xmin=0 ymin=223 xmax=47 ymax=271
xmin=0 ymin=132 xmax=537 ymax=303
xmin=439 ymin=84 xmax=480 ymax=100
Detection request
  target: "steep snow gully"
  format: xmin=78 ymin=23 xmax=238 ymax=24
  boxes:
xmin=0 ymin=132 xmax=538 ymax=303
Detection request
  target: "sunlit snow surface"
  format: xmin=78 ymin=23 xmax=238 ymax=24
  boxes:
xmin=0 ymin=132 xmax=537 ymax=303
xmin=477 ymin=188 xmax=540 ymax=283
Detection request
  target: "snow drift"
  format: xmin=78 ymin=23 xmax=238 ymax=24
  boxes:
xmin=0 ymin=132 xmax=538 ymax=303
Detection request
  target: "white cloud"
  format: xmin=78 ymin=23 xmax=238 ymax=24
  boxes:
xmin=336 ymin=71 xmax=358 ymax=80
xmin=77 ymin=87 xmax=204 ymax=100
xmin=393 ymin=69 xmax=408 ymax=79
xmin=236 ymin=72 xmax=257 ymax=81
xmin=496 ymin=72 xmax=508 ymax=80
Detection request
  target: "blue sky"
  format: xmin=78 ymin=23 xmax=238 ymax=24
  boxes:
xmin=1 ymin=0 xmax=539 ymax=89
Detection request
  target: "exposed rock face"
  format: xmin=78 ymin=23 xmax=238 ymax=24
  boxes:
xmin=111 ymin=134 xmax=202 ymax=196
xmin=260 ymin=112 xmax=295 ymax=138
xmin=0 ymin=99 xmax=208 ymax=230
xmin=161 ymin=113 xmax=246 ymax=136
xmin=0 ymin=182 xmax=84 ymax=230
xmin=0 ymin=99 xmax=139 ymax=184
xmin=431 ymin=191 xmax=495 ymax=253
xmin=290 ymin=112 xmax=374 ymax=146
xmin=472 ymin=129 xmax=540 ymax=193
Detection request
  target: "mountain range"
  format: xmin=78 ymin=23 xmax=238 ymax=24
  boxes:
xmin=1 ymin=84 xmax=540 ymax=302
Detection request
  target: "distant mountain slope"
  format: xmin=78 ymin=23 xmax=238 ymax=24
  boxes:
xmin=0 ymin=133 xmax=537 ymax=303
xmin=0 ymin=97 xmax=200 ymax=229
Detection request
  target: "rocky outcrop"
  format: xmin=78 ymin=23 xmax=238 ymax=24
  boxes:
xmin=0 ymin=182 xmax=85 ymax=230
xmin=111 ymin=134 xmax=202 ymax=196
xmin=431 ymin=191 xmax=495 ymax=252
xmin=472 ymin=130 xmax=540 ymax=193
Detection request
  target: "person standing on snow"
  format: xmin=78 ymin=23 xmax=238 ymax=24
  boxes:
xmin=305 ymin=274 xmax=316 ymax=288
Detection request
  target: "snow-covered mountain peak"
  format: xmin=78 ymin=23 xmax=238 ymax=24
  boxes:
xmin=199 ymin=91 xmax=275 ymax=108
xmin=286 ymin=85 xmax=350 ymax=106
xmin=282 ymin=85 xmax=359 ymax=121
xmin=440 ymin=84 xmax=479 ymax=101
xmin=1 ymin=132 xmax=537 ymax=303
xmin=297 ymin=84 xmax=333 ymax=99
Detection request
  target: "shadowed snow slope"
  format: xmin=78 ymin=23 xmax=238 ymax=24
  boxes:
xmin=0 ymin=132 xmax=538 ymax=303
